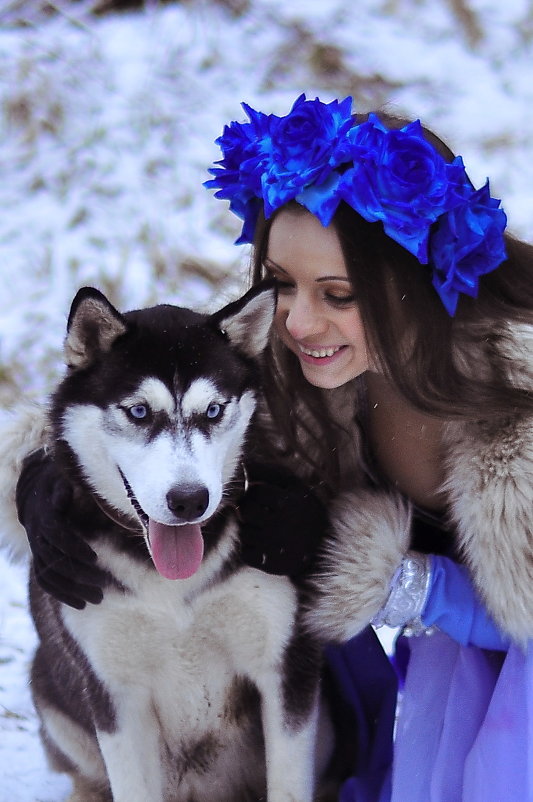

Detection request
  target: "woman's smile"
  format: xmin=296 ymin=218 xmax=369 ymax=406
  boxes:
xmin=297 ymin=343 xmax=345 ymax=359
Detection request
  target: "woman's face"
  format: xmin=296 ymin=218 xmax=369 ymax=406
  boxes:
xmin=264 ymin=208 xmax=372 ymax=389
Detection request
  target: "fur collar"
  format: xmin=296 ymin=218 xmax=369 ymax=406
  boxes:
xmin=442 ymin=411 xmax=533 ymax=642
xmin=441 ymin=321 xmax=533 ymax=641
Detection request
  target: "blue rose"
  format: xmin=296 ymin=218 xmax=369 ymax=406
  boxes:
xmin=205 ymin=105 xmax=278 ymax=241
xmin=339 ymin=118 xmax=468 ymax=261
xmin=430 ymin=182 xmax=507 ymax=315
xmin=263 ymin=95 xmax=353 ymax=216
xmin=207 ymin=107 xmax=275 ymax=196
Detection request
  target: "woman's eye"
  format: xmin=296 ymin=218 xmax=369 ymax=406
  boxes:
xmin=325 ymin=293 xmax=357 ymax=307
xmin=206 ymin=402 xmax=224 ymax=421
xmin=128 ymin=404 xmax=149 ymax=420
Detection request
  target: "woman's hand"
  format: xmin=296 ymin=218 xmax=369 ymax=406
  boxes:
xmin=238 ymin=463 xmax=328 ymax=579
xmin=16 ymin=450 xmax=108 ymax=609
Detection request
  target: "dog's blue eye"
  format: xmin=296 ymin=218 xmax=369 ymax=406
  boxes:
xmin=129 ymin=404 xmax=148 ymax=420
xmin=206 ymin=403 xmax=223 ymax=421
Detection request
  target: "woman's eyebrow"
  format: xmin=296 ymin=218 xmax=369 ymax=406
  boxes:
xmin=264 ymin=258 xmax=351 ymax=283
xmin=316 ymin=276 xmax=352 ymax=283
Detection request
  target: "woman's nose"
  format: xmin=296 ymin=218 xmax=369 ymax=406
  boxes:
xmin=283 ymin=294 xmax=327 ymax=340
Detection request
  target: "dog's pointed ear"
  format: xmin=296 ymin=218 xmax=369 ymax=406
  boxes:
xmin=211 ymin=280 xmax=277 ymax=358
xmin=65 ymin=287 xmax=128 ymax=369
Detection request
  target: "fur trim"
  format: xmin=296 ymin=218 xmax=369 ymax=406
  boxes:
xmin=443 ymin=415 xmax=533 ymax=644
xmin=498 ymin=322 xmax=533 ymax=391
xmin=306 ymin=489 xmax=411 ymax=643
xmin=0 ymin=401 xmax=50 ymax=562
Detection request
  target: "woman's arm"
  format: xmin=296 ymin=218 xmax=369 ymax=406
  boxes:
xmin=306 ymin=487 xmax=511 ymax=650
xmin=16 ymin=450 xmax=107 ymax=608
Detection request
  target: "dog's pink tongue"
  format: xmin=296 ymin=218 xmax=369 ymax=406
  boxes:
xmin=148 ymin=521 xmax=204 ymax=580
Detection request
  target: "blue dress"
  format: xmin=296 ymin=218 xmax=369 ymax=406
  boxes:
xmin=325 ymin=516 xmax=531 ymax=802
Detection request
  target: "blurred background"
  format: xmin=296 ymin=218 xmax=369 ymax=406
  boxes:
xmin=1 ymin=0 xmax=533 ymax=407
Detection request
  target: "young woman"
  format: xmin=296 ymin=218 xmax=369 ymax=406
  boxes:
xmin=204 ymin=95 xmax=533 ymax=801
xmin=12 ymin=95 xmax=533 ymax=800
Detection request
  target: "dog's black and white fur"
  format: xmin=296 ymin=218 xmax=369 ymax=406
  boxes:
xmin=20 ymin=285 xmax=333 ymax=802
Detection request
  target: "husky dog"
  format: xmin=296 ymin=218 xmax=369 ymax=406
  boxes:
xmin=24 ymin=285 xmax=331 ymax=802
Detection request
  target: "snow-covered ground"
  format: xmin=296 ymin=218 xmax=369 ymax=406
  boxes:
xmin=1 ymin=0 xmax=533 ymax=798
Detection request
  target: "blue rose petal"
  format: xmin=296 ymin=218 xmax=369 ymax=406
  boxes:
xmin=296 ymin=172 xmax=343 ymax=227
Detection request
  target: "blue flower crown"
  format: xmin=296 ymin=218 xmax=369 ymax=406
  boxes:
xmin=205 ymin=94 xmax=507 ymax=315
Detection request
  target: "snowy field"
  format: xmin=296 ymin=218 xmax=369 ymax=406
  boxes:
xmin=1 ymin=0 xmax=533 ymax=798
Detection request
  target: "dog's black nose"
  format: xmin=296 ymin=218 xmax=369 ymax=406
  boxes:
xmin=166 ymin=485 xmax=209 ymax=521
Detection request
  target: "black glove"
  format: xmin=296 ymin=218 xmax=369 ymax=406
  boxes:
xmin=238 ymin=463 xmax=329 ymax=579
xmin=16 ymin=450 xmax=108 ymax=609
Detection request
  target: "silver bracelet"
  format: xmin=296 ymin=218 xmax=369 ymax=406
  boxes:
xmin=372 ymin=552 xmax=433 ymax=634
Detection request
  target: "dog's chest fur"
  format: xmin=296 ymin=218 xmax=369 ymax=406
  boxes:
xmin=51 ymin=535 xmax=301 ymax=799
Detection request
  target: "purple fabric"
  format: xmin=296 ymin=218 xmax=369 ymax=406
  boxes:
xmin=392 ymin=631 xmax=531 ymax=802
xmin=328 ymin=630 xmax=532 ymax=801
xmin=463 ymin=639 xmax=533 ymax=800
xmin=325 ymin=627 xmax=397 ymax=801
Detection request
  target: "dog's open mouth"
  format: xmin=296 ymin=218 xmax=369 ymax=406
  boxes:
xmin=119 ymin=470 xmax=204 ymax=581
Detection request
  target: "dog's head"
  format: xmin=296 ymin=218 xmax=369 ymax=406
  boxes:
xmin=51 ymin=283 xmax=276 ymax=580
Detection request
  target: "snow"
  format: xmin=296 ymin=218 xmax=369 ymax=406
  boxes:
xmin=1 ymin=0 xmax=532 ymax=798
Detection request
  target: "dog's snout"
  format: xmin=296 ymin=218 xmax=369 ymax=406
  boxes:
xmin=166 ymin=485 xmax=209 ymax=520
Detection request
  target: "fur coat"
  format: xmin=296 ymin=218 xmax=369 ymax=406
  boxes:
xmin=1 ymin=323 xmax=532 ymax=646
xmin=306 ymin=322 xmax=533 ymax=647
